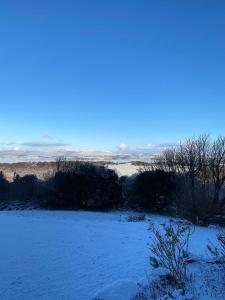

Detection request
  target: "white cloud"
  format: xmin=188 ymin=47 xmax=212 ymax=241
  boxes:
xmin=146 ymin=143 xmax=154 ymax=148
xmin=41 ymin=134 xmax=54 ymax=140
xmin=119 ymin=143 xmax=127 ymax=150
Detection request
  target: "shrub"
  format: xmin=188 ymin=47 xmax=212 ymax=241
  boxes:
xmin=207 ymin=229 xmax=225 ymax=291
xmin=173 ymin=175 xmax=215 ymax=222
xmin=129 ymin=170 xmax=176 ymax=211
xmin=38 ymin=163 xmax=122 ymax=210
xmin=0 ymin=171 xmax=10 ymax=201
xmin=207 ymin=228 xmax=225 ymax=263
xmin=11 ymin=174 xmax=38 ymax=201
xmin=149 ymin=222 xmax=193 ymax=288
xmin=218 ymin=230 xmax=225 ymax=255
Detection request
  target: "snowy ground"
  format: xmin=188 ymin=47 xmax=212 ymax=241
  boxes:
xmin=0 ymin=211 xmax=221 ymax=300
xmin=107 ymin=163 xmax=140 ymax=176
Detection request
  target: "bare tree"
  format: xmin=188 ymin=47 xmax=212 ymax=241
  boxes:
xmin=155 ymin=148 xmax=179 ymax=173
xmin=155 ymin=134 xmax=225 ymax=217
xmin=55 ymin=156 xmax=67 ymax=172
xmin=209 ymin=136 xmax=225 ymax=207
xmin=176 ymin=134 xmax=210 ymax=212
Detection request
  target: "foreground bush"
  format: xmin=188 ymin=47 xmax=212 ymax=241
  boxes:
xmin=208 ymin=228 xmax=225 ymax=264
xmin=149 ymin=222 xmax=193 ymax=288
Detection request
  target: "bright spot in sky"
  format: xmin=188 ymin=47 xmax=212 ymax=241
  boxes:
xmin=119 ymin=143 xmax=127 ymax=150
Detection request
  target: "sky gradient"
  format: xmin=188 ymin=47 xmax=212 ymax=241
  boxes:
xmin=0 ymin=0 xmax=225 ymax=160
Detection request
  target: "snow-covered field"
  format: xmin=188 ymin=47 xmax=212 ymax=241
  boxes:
xmin=0 ymin=211 xmax=221 ymax=300
xmin=107 ymin=163 xmax=140 ymax=176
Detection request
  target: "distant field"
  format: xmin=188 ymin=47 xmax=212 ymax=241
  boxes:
xmin=0 ymin=161 xmax=148 ymax=181
xmin=108 ymin=162 xmax=141 ymax=176
xmin=0 ymin=162 xmax=55 ymax=181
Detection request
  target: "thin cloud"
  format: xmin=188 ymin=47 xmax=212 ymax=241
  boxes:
xmin=21 ymin=141 xmax=70 ymax=148
xmin=0 ymin=149 xmax=119 ymax=162
xmin=0 ymin=149 xmax=69 ymax=160
xmin=41 ymin=134 xmax=54 ymax=140
xmin=0 ymin=142 xmax=17 ymax=146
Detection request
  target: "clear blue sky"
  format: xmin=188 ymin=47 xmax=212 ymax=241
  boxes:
xmin=0 ymin=0 xmax=225 ymax=154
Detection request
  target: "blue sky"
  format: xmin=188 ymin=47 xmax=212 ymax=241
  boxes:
xmin=0 ymin=0 xmax=225 ymax=159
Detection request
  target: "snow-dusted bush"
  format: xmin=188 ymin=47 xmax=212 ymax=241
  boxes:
xmin=149 ymin=222 xmax=193 ymax=288
xmin=218 ymin=230 xmax=225 ymax=260
xmin=207 ymin=228 xmax=225 ymax=263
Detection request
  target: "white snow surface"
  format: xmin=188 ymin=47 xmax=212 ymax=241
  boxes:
xmin=0 ymin=210 xmax=220 ymax=300
xmin=92 ymin=279 xmax=140 ymax=300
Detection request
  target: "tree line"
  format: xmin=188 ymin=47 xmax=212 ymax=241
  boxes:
xmin=155 ymin=134 xmax=225 ymax=221
xmin=0 ymin=134 xmax=225 ymax=225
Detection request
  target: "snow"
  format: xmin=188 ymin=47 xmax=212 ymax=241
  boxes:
xmin=0 ymin=210 xmax=221 ymax=300
xmin=92 ymin=280 xmax=140 ymax=300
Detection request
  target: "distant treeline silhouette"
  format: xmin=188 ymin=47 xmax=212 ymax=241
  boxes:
xmin=0 ymin=134 xmax=225 ymax=225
